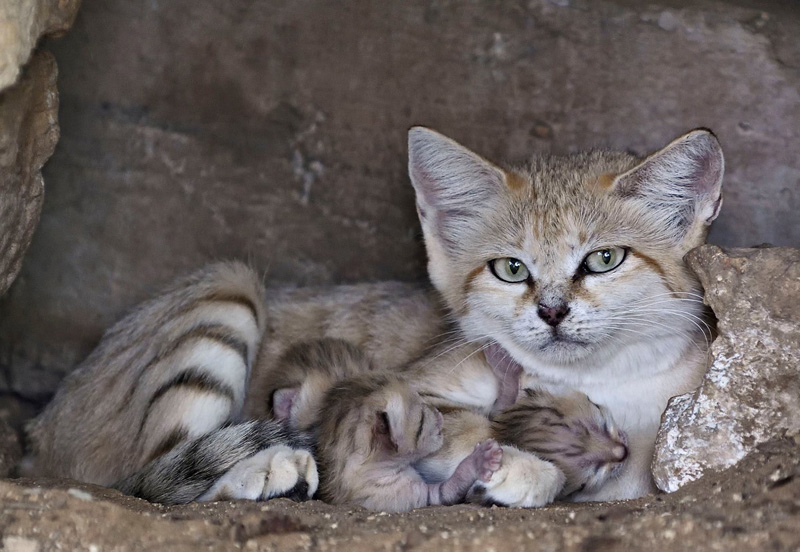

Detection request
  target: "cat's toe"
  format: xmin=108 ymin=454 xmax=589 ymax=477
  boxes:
xmin=262 ymin=448 xmax=319 ymax=501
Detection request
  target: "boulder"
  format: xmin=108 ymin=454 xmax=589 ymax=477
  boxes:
xmin=0 ymin=0 xmax=80 ymax=91
xmin=653 ymin=245 xmax=800 ymax=492
xmin=0 ymin=51 xmax=59 ymax=296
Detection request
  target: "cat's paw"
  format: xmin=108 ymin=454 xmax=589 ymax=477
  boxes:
xmin=197 ymin=446 xmax=319 ymax=502
xmin=472 ymin=439 xmax=503 ymax=481
xmin=468 ymin=445 xmax=565 ymax=508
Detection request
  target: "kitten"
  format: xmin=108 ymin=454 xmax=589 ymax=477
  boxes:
xmin=274 ymin=339 xmax=625 ymax=500
xmin=25 ymin=126 xmax=721 ymax=506
xmin=267 ymin=338 xmax=374 ymax=431
xmin=287 ymin=365 xmax=503 ymax=512
xmin=491 ymin=387 xmax=627 ymax=497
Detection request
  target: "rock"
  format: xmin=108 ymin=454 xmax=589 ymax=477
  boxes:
xmin=653 ymin=245 xmax=800 ymax=493
xmin=0 ymin=416 xmax=21 ymax=477
xmin=0 ymin=51 xmax=59 ymax=296
xmin=0 ymin=0 xmax=80 ymax=91
xmin=0 ymin=436 xmax=798 ymax=551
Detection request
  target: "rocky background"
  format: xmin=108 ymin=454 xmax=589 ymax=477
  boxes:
xmin=1 ymin=0 xmax=799 ymax=426
xmin=0 ymin=0 xmax=799 ymax=549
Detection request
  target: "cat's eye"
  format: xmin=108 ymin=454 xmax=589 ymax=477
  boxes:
xmin=582 ymin=247 xmax=627 ymax=274
xmin=489 ymin=258 xmax=530 ymax=283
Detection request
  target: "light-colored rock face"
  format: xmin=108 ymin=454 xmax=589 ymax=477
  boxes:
xmin=0 ymin=51 xmax=59 ymax=296
xmin=653 ymin=245 xmax=800 ymax=493
xmin=0 ymin=0 xmax=79 ymax=91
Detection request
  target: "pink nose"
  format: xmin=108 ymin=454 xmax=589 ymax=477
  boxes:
xmin=537 ymin=303 xmax=570 ymax=326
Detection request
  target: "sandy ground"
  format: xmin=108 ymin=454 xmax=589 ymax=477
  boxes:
xmin=0 ymin=437 xmax=797 ymax=552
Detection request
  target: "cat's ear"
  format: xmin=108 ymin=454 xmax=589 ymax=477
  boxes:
xmin=611 ymin=129 xmax=724 ymax=247
xmin=408 ymin=127 xmax=511 ymax=254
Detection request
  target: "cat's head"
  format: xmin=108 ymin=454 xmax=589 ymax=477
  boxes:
xmin=408 ymin=127 xmax=723 ymax=368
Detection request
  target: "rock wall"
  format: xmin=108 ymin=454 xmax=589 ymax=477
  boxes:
xmin=653 ymin=245 xmax=800 ymax=492
xmin=0 ymin=0 xmax=80 ymax=427
xmin=0 ymin=1 xmax=799 ymax=423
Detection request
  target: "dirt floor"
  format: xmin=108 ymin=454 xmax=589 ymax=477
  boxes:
xmin=0 ymin=437 xmax=797 ymax=552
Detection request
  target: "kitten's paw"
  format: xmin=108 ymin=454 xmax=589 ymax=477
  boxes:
xmin=469 ymin=445 xmax=565 ymax=508
xmin=473 ymin=439 xmax=503 ymax=481
xmin=197 ymin=446 xmax=318 ymax=502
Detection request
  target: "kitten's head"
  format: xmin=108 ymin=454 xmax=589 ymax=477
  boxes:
xmin=366 ymin=379 xmax=445 ymax=460
xmin=408 ymin=127 xmax=723 ymax=368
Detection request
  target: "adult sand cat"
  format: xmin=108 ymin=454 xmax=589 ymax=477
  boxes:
xmin=26 ymin=126 xmax=722 ymax=505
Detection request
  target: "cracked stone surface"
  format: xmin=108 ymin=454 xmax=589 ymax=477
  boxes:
xmin=0 ymin=0 xmax=80 ymax=91
xmin=0 ymin=437 xmax=798 ymax=551
xmin=653 ymin=245 xmax=800 ymax=493
xmin=0 ymin=51 xmax=59 ymax=297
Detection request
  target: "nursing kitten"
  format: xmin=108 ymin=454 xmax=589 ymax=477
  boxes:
xmin=267 ymin=338 xmax=374 ymax=431
xmin=25 ymin=126 xmax=721 ymax=506
xmin=274 ymin=339 xmax=625 ymax=501
xmin=281 ymin=360 xmax=503 ymax=512
xmin=491 ymin=387 xmax=627 ymax=497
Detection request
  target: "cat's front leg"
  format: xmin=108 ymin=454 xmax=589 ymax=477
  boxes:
xmin=415 ymin=409 xmax=564 ymax=508
xmin=198 ymin=445 xmax=318 ymax=502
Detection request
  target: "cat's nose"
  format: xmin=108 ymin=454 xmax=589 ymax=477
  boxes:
xmin=537 ymin=303 xmax=570 ymax=326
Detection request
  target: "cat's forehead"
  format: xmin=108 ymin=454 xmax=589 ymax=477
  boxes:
xmin=515 ymin=151 xmax=640 ymax=252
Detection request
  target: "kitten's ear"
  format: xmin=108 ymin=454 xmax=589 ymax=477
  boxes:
xmin=611 ymin=129 xmax=724 ymax=247
xmin=272 ymin=388 xmax=299 ymax=421
xmin=408 ymin=127 xmax=511 ymax=254
xmin=374 ymin=411 xmax=399 ymax=452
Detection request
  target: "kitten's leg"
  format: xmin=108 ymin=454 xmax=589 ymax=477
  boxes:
xmin=115 ymin=420 xmax=317 ymax=505
xmin=484 ymin=343 xmax=523 ymax=412
xmin=427 ymin=439 xmax=502 ymax=505
xmin=415 ymin=409 xmax=565 ymax=508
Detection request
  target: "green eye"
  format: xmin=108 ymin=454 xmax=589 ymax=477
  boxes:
xmin=489 ymin=258 xmax=530 ymax=283
xmin=583 ymin=247 xmax=627 ymax=274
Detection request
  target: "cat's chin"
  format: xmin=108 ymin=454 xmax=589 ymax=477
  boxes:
xmin=511 ymin=332 xmax=601 ymax=366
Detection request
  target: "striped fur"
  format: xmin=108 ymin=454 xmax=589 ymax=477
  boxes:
xmin=115 ymin=420 xmax=315 ymax=505
xmin=27 ymin=262 xmax=268 ymax=488
xmin=25 ymin=127 xmax=721 ymax=506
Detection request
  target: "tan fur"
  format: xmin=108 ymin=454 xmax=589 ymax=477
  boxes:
xmin=26 ymin=262 xmax=267 ymax=485
xmin=25 ymin=126 xmax=721 ymax=506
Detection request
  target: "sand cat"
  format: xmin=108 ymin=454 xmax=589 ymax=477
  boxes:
xmin=25 ymin=126 xmax=722 ymax=505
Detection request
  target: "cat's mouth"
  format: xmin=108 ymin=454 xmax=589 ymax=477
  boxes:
xmin=540 ymin=330 xmax=589 ymax=348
